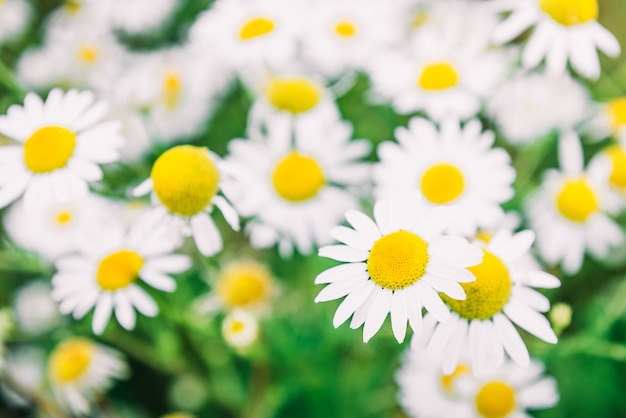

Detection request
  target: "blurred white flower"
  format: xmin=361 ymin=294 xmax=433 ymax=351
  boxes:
xmin=0 ymin=0 xmax=31 ymax=44
xmin=222 ymin=310 xmax=259 ymax=350
xmin=586 ymin=97 xmax=626 ymax=143
xmin=109 ymin=0 xmax=177 ymax=34
xmin=1 ymin=346 xmax=46 ymax=408
xmin=12 ymin=281 xmax=62 ymax=335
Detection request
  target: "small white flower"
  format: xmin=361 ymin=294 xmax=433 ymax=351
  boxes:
xmin=586 ymin=96 xmax=626 ymax=143
xmin=0 ymin=0 xmax=31 ymax=44
xmin=109 ymin=0 xmax=178 ymax=34
xmin=222 ymin=310 xmax=259 ymax=350
xmin=12 ymin=281 xmax=61 ymax=335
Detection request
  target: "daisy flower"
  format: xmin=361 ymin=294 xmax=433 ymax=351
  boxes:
xmin=12 ymin=281 xmax=61 ymax=335
xmin=222 ymin=114 xmax=370 ymax=256
xmin=222 ymin=310 xmax=260 ymax=350
xmin=1 ymin=346 xmax=46 ymax=408
xmin=0 ymin=0 xmax=31 ymax=44
xmin=374 ymin=117 xmax=516 ymax=236
xmin=527 ymin=131 xmax=624 ymax=274
xmin=588 ymin=138 xmax=626 ymax=197
xmin=413 ymin=229 xmax=560 ymax=376
xmin=51 ymin=215 xmax=191 ymax=335
xmin=586 ymin=97 xmax=626 ymax=143
xmin=315 ymin=192 xmax=483 ymax=343
xmin=133 ymin=145 xmax=240 ymax=257
xmin=47 ymin=338 xmax=128 ymax=414
xmin=109 ymin=0 xmax=178 ymax=34
xmin=487 ymin=71 xmax=589 ymax=145
xmin=491 ymin=0 xmax=620 ymax=79
xmin=0 ymin=89 xmax=124 ymax=209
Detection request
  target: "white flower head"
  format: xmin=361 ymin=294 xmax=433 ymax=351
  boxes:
xmin=315 ymin=192 xmax=483 ymax=344
xmin=222 ymin=310 xmax=259 ymax=350
xmin=12 ymin=281 xmax=61 ymax=335
xmin=0 ymin=0 xmax=31 ymax=44
xmin=586 ymin=96 xmax=626 ymax=143
xmin=0 ymin=89 xmax=124 ymax=210
xmin=109 ymin=0 xmax=178 ymax=34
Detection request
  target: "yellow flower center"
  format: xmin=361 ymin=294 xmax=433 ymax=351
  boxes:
xmin=367 ymin=231 xmax=429 ymax=290
xmin=48 ymin=339 xmax=94 ymax=384
xmin=78 ymin=44 xmax=99 ymax=64
xmin=216 ymin=261 xmax=273 ymax=309
xmin=163 ymin=71 xmax=182 ymax=110
xmin=411 ymin=10 xmax=429 ymax=28
xmin=23 ymin=126 xmax=77 ymax=174
xmin=418 ymin=62 xmax=459 ymax=91
xmin=444 ymin=250 xmax=511 ymax=320
xmin=555 ymin=177 xmax=599 ymax=223
xmin=475 ymin=230 xmax=493 ymax=244
xmin=266 ymin=77 xmax=322 ymax=115
xmin=539 ymin=0 xmax=598 ymax=26
xmin=64 ymin=0 xmax=81 ymax=15
xmin=239 ymin=16 xmax=275 ymax=40
xmin=420 ymin=163 xmax=465 ymax=204
xmin=272 ymin=151 xmax=325 ymax=202
xmin=151 ymin=145 xmax=220 ymax=216
xmin=607 ymin=97 xmax=626 ymax=133
xmin=440 ymin=363 xmax=471 ymax=393
xmin=55 ymin=210 xmax=73 ymax=225
xmin=335 ymin=21 xmax=357 ymax=38
xmin=96 ymin=250 xmax=144 ymax=292
xmin=605 ymin=145 xmax=626 ymax=188
xmin=229 ymin=320 xmax=246 ymax=333
xmin=475 ymin=380 xmax=516 ymax=418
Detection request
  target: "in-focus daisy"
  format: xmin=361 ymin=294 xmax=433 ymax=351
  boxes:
xmin=374 ymin=117 xmax=516 ymax=236
xmin=315 ymin=192 xmax=483 ymax=343
xmin=0 ymin=89 xmax=124 ymax=209
xmin=109 ymin=0 xmax=178 ymax=34
xmin=0 ymin=0 xmax=31 ymax=44
xmin=133 ymin=145 xmax=240 ymax=257
xmin=47 ymin=338 xmax=127 ymax=414
xmin=51 ymin=215 xmax=191 ymax=334
xmin=491 ymin=0 xmax=620 ymax=79
xmin=222 ymin=114 xmax=370 ymax=256
xmin=527 ymin=131 xmax=624 ymax=274
xmin=12 ymin=281 xmax=61 ymax=335
xmin=414 ymin=229 xmax=560 ymax=376
xmin=222 ymin=310 xmax=259 ymax=350
xmin=586 ymin=97 xmax=626 ymax=143
xmin=488 ymin=71 xmax=589 ymax=145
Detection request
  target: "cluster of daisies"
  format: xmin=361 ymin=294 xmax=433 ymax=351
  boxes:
xmin=0 ymin=0 xmax=624 ymax=416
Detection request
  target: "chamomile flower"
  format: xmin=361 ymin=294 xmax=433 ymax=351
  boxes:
xmin=488 ymin=72 xmax=589 ymax=145
xmin=374 ymin=117 xmax=516 ymax=236
xmin=527 ymin=131 xmax=624 ymax=274
xmin=0 ymin=0 xmax=31 ymax=44
xmin=1 ymin=346 xmax=46 ymax=408
xmin=133 ymin=145 xmax=240 ymax=257
xmin=47 ymin=338 xmax=128 ymax=414
xmin=492 ymin=0 xmax=620 ymax=79
xmin=222 ymin=310 xmax=259 ymax=350
xmin=414 ymin=229 xmax=560 ymax=376
xmin=222 ymin=114 xmax=370 ymax=256
xmin=13 ymin=281 xmax=61 ymax=335
xmin=0 ymin=89 xmax=124 ymax=209
xmin=588 ymin=138 xmax=626 ymax=197
xmin=315 ymin=192 xmax=483 ymax=343
xmin=586 ymin=97 xmax=626 ymax=142
xmin=109 ymin=0 xmax=178 ymax=34
xmin=51 ymin=215 xmax=191 ymax=334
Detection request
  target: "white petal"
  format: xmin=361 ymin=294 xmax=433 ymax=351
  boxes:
xmin=333 ymin=280 xmax=375 ymax=328
xmin=493 ymin=313 xmax=530 ymax=367
xmin=390 ymin=290 xmax=409 ymax=343
xmin=315 ymin=262 xmax=367 ymax=284
xmin=425 ymin=275 xmax=466 ymax=300
xmin=144 ymin=255 xmax=191 ymax=274
xmin=504 ymin=300 xmax=558 ymax=343
xmin=126 ymin=285 xmax=158 ymax=317
xmin=330 ymin=226 xmax=373 ymax=251
xmin=132 ymin=178 xmax=153 ymax=197
xmin=191 ymin=213 xmax=223 ymax=256
xmin=114 ymin=293 xmax=137 ymax=330
xmin=521 ymin=270 xmax=561 ymax=289
xmin=345 ymin=210 xmax=382 ymax=242
xmin=558 ymin=130 xmax=583 ymax=174
xmin=363 ymin=288 xmax=392 ymax=343
xmin=92 ymin=293 xmax=113 ymax=335
xmin=315 ymin=274 xmax=367 ymax=303
xmin=416 ymin=281 xmax=450 ymax=322
xmin=318 ymin=245 xmax=368 ymax=262
xmin=213 ymin=195 xmax=240 ymax=231
xmin=141 ymin=270 xmax=177 ymax=292
xmin=513 ymin=286 xmax=550 ymax=312
xmin=426 ymin=264 xmax=476 ymax=283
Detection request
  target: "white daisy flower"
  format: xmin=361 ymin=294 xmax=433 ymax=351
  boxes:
xmin=488 ymin=71 xmax=589 ymax=145
xmin=0 ymin=0 xmax=31 ymax=44
xmin=315 ymin=192 xmax=483 ymax=343
xmin=368 ymin=20 xmax=511 ymax=120
xmin=0 ymin=89 xmax=124 ymax=209
xmin=133 ymin=145 xmax=240 ymax=257
xmin=374 ymin=117 xmax=516 ymax=237
xmin=109 ymin=0 xmax=178 ymax=34
xmin=412 ymin=229 xmax=559 ymax=376
xmin=1 ymin=346 xmax=46 ymax=408
xmin=222 ymin=114 xmax=370 ymax=256
xmin=12 ymin=281 xmax=61 ymax=335
xmin=491 ymin=0 xmax=620 ymax=79
xmin=51 ymin=215 xmax=191 ymax=334
xmin=4 ymin=194 xmax=117 ymax=262
xmin=586 ymin=97 xmax=626 ymax=143
xmin=47 ymin=338 xmax=128 ymax=415
xmin=222 ymin=310 xmax=259 ymax=350
xmin=189 ymin=0 xmax=302 ymax=74
xmin=527 ymin=131 xmax=624 ymax=274
xmin=588 ymin=138 xmax=626 ymax=198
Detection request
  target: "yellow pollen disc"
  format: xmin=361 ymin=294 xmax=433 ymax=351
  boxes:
xmin=48 ymin=339 xmax=94 ymax=384
xmin=555 ymin=177 xmax=599 ymax=223
xmin=367 ymin=230 xmax=429 ymax=290
xmin=605 ymin=145 xmax=626 ymax=188
xmin=420 ymin=163 xmax=465 ymax=204
xmin=229 ymin=320 xmax=245 ymax=333
xmin=607 ymin=97 xmax=626 ymax=133
xmin=440 ymin=363 xmax=471 ymax=393
xmin=64 ymin=0 xmax=81 ymax=15
xmin=266 ymin=77 xmax=322 ymax=115
xmin=418 ymin=61 xmax=459 ymax=91
xmin=475 ymin=230 xmax=493 ymax=244
xmin=162 ymin=71 xmax=183 ymax=110
xmin=23 ymin=126 xmax=77 ymax=174
xmin=96 ymin=250 xmax=144 ymax=292
xmin=78 ymin=44 xmax=99 ymax=64
xmin=335 ymin=21 xmax=357 ymax=38
xmin=475 ymin=380 xmax=516 ymax=418
xmin=411 ymin=10 xmax=429 ymax=28
xmin=217 ymin=261 xmax=273 ymax=309
xmin=444 ymin=250 xmax=511 ymax=320
xmin=539 ymin=0 xmax=598 ymax=26
xmin=272 ymin=151 xmax=325 ymax=202
xmin=55 ymin=210 xmax=73 ymax=225
xmin=239 ymin=16 xmax=275 ymax=40
xmin=151 ymin=145 xmax=220 ymax=216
